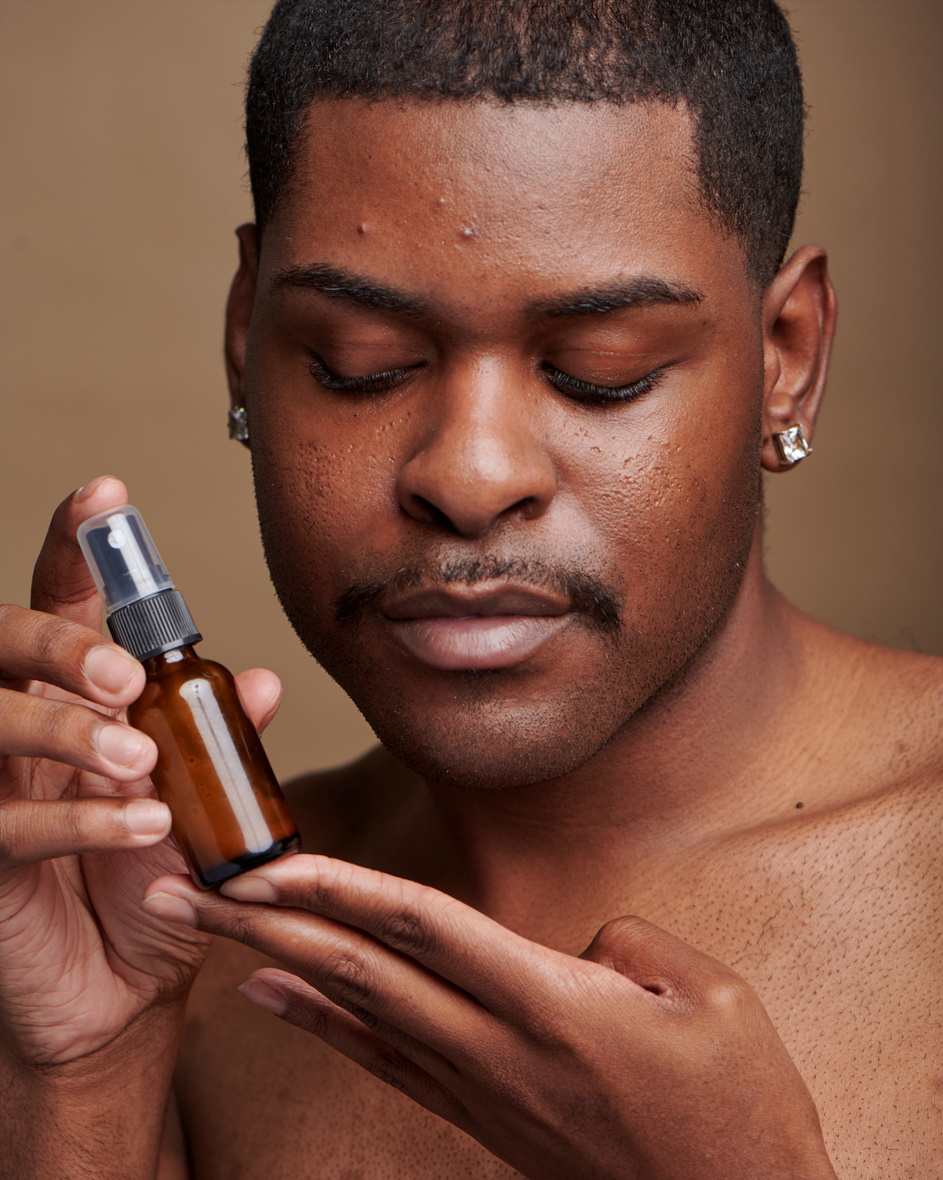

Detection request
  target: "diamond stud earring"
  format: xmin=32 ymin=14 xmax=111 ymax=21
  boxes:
xmin=772 ymin=424 xmax=812 ymax=465
xmin=227 ymin=406 xmax=249 ymax=442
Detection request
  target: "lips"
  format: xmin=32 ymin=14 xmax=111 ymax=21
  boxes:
xmin=382 ymin=585 xmax=572 ymax=671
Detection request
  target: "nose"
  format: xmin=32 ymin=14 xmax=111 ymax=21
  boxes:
xmin=396 ymin=362 xmax=557 ymax=538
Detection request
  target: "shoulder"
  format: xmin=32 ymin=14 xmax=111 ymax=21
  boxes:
xmin=743 ymin=622 xmax=943 ymax=949
xmin=280 ymin=743 xmax=390 ymax=854
xmin=736 ymin=616 xmax=943 ymax=891
xmin=796 ymin=618 xmax=943 ymax=798
xmin=280 ymin=744 xmax=439 ymax=873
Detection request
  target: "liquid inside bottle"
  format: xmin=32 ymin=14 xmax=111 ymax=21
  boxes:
xmin=129 ymin=646 xmax=300 ymax=888
xmin=77 ymin=504 xmax=301 ymax=889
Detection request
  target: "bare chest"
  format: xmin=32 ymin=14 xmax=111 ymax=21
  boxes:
xmin=633 ymin=811 xmax=943 ymax=1176
xmin=177 ymin=812 xmax=942 ymax=1179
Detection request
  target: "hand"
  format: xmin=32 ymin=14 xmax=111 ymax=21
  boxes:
xmin=144 ymin=855 xmax=838 ymax=1180
xmin=0 ymin=476 xmax=282 ymax=1067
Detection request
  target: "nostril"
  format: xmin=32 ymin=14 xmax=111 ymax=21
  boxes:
xmin=409 ymin=495 xmax=458 ymax=532
xmin=508 ymin=495 xmax=537 ymax=521
xmin=406 ymin=492 xmax=539 ymax=535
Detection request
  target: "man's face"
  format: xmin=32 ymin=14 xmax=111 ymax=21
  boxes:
xmin=238 ymin=99 xmax=765 ymax=788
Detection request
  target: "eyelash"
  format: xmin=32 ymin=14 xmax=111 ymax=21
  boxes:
xmin=308 ymin=355 xmax=663 ymax=405
xmin=540 ymin=363 xmax=664 ymax=405
xmin=308 ymin=355 xmax=420 ymax=394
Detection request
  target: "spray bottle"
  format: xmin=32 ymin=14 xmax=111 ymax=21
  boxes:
xmin=78 ymin=505 xmax=300 ymax=889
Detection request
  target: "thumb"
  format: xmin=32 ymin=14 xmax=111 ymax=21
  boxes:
xmin=234 ymin=668 xmax=283 ymax=735
xmin=580 ymin=915 xmax=738 ymax=1003
xmin=30 ymin=476 xmax=129 ymax=629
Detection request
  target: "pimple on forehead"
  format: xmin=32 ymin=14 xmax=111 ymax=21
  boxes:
xmin=276 ymin=97 xmax=742 ymax=302
xmin=430 ymin=194 xmax=478 ymax=242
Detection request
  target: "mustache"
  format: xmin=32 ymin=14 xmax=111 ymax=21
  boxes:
xmin=334 ymin=555 xmax=623 ymax=631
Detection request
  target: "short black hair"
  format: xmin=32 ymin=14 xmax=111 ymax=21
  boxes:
xmin=246 ymin=0 xmax=804 ymax=285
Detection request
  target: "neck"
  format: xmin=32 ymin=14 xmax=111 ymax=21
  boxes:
xmin=422 ymin=539 xmax=816 ymax=931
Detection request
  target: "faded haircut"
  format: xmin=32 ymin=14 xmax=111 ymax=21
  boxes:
xmin=246 ymin=0 xmax=804 ymax=285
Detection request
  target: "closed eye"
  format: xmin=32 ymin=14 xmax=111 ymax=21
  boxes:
xmin=541 ymin=363 xmax=664 ymax=405
xmin=308 ymin=355 xmax=424 ymax=395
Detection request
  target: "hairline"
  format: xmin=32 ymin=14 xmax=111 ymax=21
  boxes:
xmin=263 ymin=92 xmax=760 ymax=288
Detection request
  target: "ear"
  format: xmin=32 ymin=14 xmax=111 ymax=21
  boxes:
xmin=224 ymin=223 xmax=260 ymax=450
xmin=759 ymin=244 xmax=837 ymax=473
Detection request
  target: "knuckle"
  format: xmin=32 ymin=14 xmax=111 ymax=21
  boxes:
xmin=382 ymin=904 xmax=435 ymax=958
xmin=58 ymin=798 xmax=88 ymax=842
xmin=0 ymin=802 xmax=16 ymax=862
xmin=284 ymin=858 xmax=344 ymax=914
xmin=35 ymin=698 xmax=93 ymax=758
xmin=344 ymin=1001 xmax=381 ymax=1031
xmin=323 ymin=950 xmax=371 ymax=1005
xmin=304 ymin=884 xmax=334 ymax=912
xmin=517 ymin=991 xmax=577 ymax=1049
xmin=701 ymin=973 xmax=750 ymax=1016
xmin=0 ymin=689 xmax=105 ymax=775
xmin=289 ymin=994 xmax=333 ymax=1039
xmin=220 ymin=912 xmax=257 ymax=945
xmin=366 ymin=1045 xmax=410 ymax=1093
xmin=33 ymin=616 xmax=72 ymax=663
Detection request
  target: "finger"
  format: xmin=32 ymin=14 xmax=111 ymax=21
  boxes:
xmin=0 ymin=686 xmax=156 ymax=781
xmin=216 ymin=855 xmax=554 ymax=1015
xmin=233 ymin=668 xmax=282 ymax=735
xmin=239 ymin=967 xmax=470 ymax=1127
xmin=580 ymin=914 xmax=746 ymax=1007
xmin=30 ymin=475 xmax=129 ymax=627
xmin=0 ymin=604 xmax=144 ymax=707
xmin=142 ymin=876 xmax=499 ymax=1071
xmin=0 ymin=796 xmax=171 ymax=868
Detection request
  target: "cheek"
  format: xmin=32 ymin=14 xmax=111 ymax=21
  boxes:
xmin=569 ymin=370 xmax=763 ymax=600
xmin=244 ymin=321 xmax=393 ymax=560
xmin=248 ymin=404 xmax=408 ymax=600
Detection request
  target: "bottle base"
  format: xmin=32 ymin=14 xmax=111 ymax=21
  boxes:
xmin=194 ymin=833 xmax=302 ymax=890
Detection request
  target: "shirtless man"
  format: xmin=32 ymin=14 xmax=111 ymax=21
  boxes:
xmin=1 ymin=1 xmax=940 ymax=1177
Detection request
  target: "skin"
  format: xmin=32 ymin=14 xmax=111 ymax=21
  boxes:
xmin=237 ymin=101 xmax=770 ymax=793
xmin=0 ymin=98 xmax=941 ymax=1178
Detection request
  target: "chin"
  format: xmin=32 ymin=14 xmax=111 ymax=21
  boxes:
xmin=376 ymin=719 xmax=612 ymax=790
xmin=331 ymin=669 xmax=634 ymax=790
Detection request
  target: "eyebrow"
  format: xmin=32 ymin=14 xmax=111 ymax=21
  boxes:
xmin=529 ymin=277 xmax=703 ymax=318
xmin=271 ymin=264 xmax=703 ymax=320
xmin=271 ymin=264 xmax=427 ymax=317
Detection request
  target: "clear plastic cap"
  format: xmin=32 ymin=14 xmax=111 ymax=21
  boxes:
xmin=77 ymin=505 xmax=175 ymax=615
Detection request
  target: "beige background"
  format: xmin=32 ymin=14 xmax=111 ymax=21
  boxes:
xmin=1 ymin=0 xmax=941 ymax=783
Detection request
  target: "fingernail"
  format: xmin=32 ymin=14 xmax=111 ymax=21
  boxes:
xmin=73 ymin=475 xmax=112 ymax=503
xmin=238 ymin=978 xmax=287 ymax=1015
xmin=85 ymin=645 xmax=140 ymax=695
xmin=220 ymin=876 xmax=277 ymax=903
xmin=141 ymin=891 xmax=199 ymax=927
xmin=96 ymin=723 xmax=151 ymax=768
xmin=122 ymin=799 xmax=171 ymax=836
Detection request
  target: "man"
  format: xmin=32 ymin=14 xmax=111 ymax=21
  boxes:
xmin=1 ymin=1 xmax=940 ymax=1177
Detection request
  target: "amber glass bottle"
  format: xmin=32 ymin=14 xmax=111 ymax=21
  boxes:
xmin=78 ymin=505 xmax=300 ymax=889
xmin=129 ymin=646 xmax=299 ymax=887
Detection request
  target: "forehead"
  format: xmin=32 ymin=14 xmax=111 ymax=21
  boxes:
xmin=263 ymin=97 xmax=750 ymax=311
